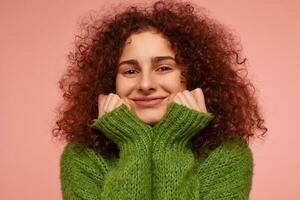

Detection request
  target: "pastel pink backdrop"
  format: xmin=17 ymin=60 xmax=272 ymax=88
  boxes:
xmin=1 ymin=0 xmax=299 ymax=199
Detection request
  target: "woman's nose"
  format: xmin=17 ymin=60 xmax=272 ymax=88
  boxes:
xmin=138 ymin=72 xmax=156 ymax=92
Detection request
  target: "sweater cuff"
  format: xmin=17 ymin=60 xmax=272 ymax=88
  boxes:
xmin=90 ymin=104 xmax=152 ymax=147
xmin=153 ymin=102 xmax=214 ymax=147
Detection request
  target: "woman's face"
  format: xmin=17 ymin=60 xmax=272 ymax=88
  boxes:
xmin=116 ymin=31 xmax=186 ymax=125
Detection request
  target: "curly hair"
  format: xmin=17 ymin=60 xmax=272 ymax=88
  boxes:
xmin=52 ymin=0 xmax=267 ymax=157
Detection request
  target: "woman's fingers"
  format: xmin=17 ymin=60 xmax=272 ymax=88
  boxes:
xmin=191 ymin=88 xmax=207 ymax=113
xmin=98 ymin=93 xmax=125 ymax=118
xmin=173 ymin=88 xmax=208 ymax=113
xmin=107 ymin=93 xmax=124 ymax=112
xmin=121 ymin=97 xmax=132 ymax=111
xmin=103 ymin=93 xmax=114 ymax=112
xmin=175 ymin=91 xmax=199 ymax=112
xmin=182 ymin=90 xmax=199 ymax=111
xmin=98 ymin=94 xmax=107 ymax=118
xmin=173 ymin=94 xmax=182 ymax=105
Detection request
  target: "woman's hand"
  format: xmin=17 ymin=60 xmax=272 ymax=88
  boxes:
xmin=152 ymin=87 xmax=213 ymax=144
xmin=97 ymin=93 xmax=131 ymax=118
xmin=94 ymin=93 xmax=152 ymax=145
xmin=170 ymin=88 xmax=208 ymax=113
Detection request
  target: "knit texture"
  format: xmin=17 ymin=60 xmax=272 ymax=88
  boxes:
xmin=60 ymin=102 xmax=253 ymax=199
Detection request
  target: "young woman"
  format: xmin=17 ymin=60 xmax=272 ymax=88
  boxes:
xmin=53 ymin=1 xmax=267 ymax=199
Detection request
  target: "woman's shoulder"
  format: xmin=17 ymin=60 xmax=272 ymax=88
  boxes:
xmin=199 ymin=137 xmax=253 ymax=169
xmin=60 ymin=141 xmax=117 ymax=171
xmin=214 ymin=137 xmax=252 ymax=155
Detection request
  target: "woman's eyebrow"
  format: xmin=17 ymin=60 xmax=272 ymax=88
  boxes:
xmin=151 ymin=56 xmax=175 ymax=63
xmin=118 ymin=56 xmax=175 ymax=67
xmin=118 ymin=59 xmax=138 ymax=67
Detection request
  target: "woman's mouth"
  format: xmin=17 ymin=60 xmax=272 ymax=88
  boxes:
xmin=133 ymin=97 xmax=167 ymax=108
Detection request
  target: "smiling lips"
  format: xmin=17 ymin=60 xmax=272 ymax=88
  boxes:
xmin=133 ymin=97 xmax=167 ymax=107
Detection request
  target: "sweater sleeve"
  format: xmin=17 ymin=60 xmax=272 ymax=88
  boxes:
xmin=60 ymin=142 xmax=115 ymax=200
xmin=151 ymin=102 xmax=253 ymax=200
xmin=60 ymin=104 xmax=153 ymax=200
xmin=196 ymin=138 xmax=253 ymax=200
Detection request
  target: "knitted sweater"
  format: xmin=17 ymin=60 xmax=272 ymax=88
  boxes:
xmin=60 ymin=102 xmax=253 ymax=199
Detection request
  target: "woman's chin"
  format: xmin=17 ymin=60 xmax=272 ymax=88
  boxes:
xmin=133 ymin=106 xmax=168 ymax=125
xmin=136 ymin=113 xmax=163 ymax=125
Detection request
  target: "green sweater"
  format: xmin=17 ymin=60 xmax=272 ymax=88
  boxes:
xmin=60 ymin=102 xmax=253 ymax=199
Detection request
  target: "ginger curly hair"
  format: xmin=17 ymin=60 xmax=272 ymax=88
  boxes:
xmin=52 ymin=0 xmax=267 ymax=157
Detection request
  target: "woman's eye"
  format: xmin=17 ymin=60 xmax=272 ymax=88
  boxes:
xmin=124 ymin=69 xmax=138 ymax=74
xmin=157 ymin=66 xmax=172 ymax=72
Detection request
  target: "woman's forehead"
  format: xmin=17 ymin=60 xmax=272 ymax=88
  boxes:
xmin=119 ymin=31 xmax=175 ymax=60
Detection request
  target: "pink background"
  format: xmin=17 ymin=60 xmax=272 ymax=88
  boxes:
xmin=1 ymin=0 xmax=299 ymax=199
